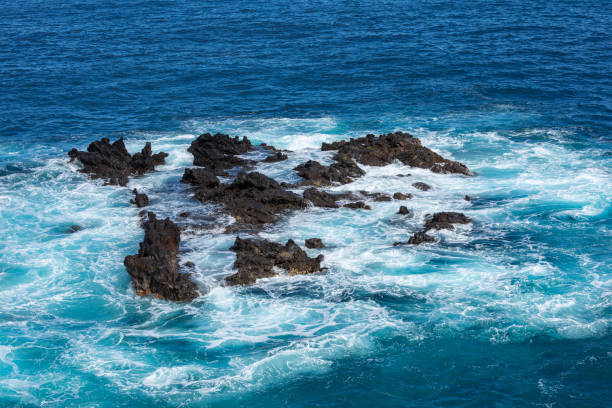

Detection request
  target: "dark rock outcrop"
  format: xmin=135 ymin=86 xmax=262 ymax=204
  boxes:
xmin=393 ymin=192 xmax=412 ymax=200
xmin=398 ymin=206 xmax=410 ymax=215
xmin=360 ymin=191 xmax=392 ymax=202
xmin=225 ymin=237 xmax=324 ymax=285
xmin=303 ymin=188 xmax=341 ymax=208
xmin=66 ymin=225 xmax=84 ymax=234
xmin=68 ymin=138 xmax=168 ymax=186
xmin=305 ymin=238 xmax=324 ymax=249
xmin=191 ymin=171 xmax=304 ymax=227
xmin=412 ymin=182 xmax=431 ymax=191
xmin=408 ymin=231 xmax=436 ymax=245
xmin=322 ymin=132 xmax=472 ymax=176
xmin=131 ymin=189 xmax=149 ymax=208
xmin=294 ymin=155 xmax=364 ymax=186
xmin=465 ymin=195 xmax=471 ymax=201
xmin=343 ymin=201 xmax=371 ymax=210
xmin=188 ymin=133 xmax=252 ymax=173
xmin=424 ymin=212 xmax=472 ymax=231
xmin=124 ymin=212 xmax=199 ymax=301
xmin=399 ymin=212 xmax=472 ymax=246
xmin=263 ymin=151 xmax=288 ymax=162
xmin=181 ymin=168 xmax=220 ymax=188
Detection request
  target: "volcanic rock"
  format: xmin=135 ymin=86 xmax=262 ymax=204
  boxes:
xmin=424 ymin=212 xmax=472 ymax=231
xmin=305 ymin=238 xmax=324 ymax=249
xmin=192 ymin=171 xmax=304 ymax=227
xmin=131 ymin=189 xmax=149 ymax=208
xmin=68 ymin=138 xmax=168 ymax=186
xmin=181 ymin=167 xmax=220 ymax=188
xmin=294 ymin=155 xmax=364 ymax=186
xmin=343 ymin=201 xmax=371 ymax=210
xmin=123 ymin=212 xmax=199 ymax=301
xmin=393 ymin=192 xmax=412 ymax=200
xmin=322 ymin=132 xmax=472 ymax=176
xmin=188 ymin=133 xmax=252 ymax=173
xmin=412 ymin=182 xmax=431 ymax=191
xmin=225 ymin=237 xmax=324 ymax=285
xmin=263 ymin=151 xmax=288 ymax=162
xmin=407 ymin=231 xmax=436 ymax=245
xmin=398 ymin=206 xmax=410 ymax=215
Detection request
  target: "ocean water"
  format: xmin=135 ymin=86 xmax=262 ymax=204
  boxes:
xmin=1 ymin=0 xmax=611 ymax=407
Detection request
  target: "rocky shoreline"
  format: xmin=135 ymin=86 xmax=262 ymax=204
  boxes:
xmin=68 ymin=131 xmax=473 ymax=301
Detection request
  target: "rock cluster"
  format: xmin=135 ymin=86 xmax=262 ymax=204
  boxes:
xmin=225 ymin=237 xmax=324 ymax=285
xmin=293 ymin=155 xmax=365 ymax=186
xmin=395 ymin=212 xmax=472 ymax=246
xmin=124 ymin=212 xmax=199 ymax=301
xmin=183 ymin=170 xmax=305 ymax=226
xmin=322 ymin=132 xmax=472 ymax=176
xmin=68 ymin=138 xmax=168 ymax=186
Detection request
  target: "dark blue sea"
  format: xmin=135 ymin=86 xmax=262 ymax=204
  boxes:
xmin=1 ymin=1 xmax=611 ymax=406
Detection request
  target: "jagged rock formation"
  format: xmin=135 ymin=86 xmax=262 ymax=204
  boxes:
xmin=322 ymin=132 xmax=472 ymax=176
xmin=397 ymin=212 xmax=472 ymax=246
xmin=412 ymin=182 xmax=431 ymax=191
xmin=293 ymin=155 xmax=364 ymax=186
xmin=124 ymin=212 xmax=199 ymax=301
xmin=225 ymin=237 xmax=324 ymax=285
xmin=68 ymin=138 xmax=168 ymax=186
xmin=184 ymin=171 xmax=304 ymax=227
xmin=305 ymin=238 xmax=324 ymax=249
xmin=131 ymin=189 xmax=149 ymax=208
xmin=188 ymin=133 xmax=253 ymax=173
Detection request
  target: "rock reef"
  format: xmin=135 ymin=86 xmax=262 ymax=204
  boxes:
xmin=188 ymin=133 xmax=253 ymax=173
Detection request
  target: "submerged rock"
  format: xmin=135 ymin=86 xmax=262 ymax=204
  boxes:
xmin=322 ymin=132 xmax=472 ymax=176
xmin=124 ymin=212 xmax=199 ymax=301
xmin=191 ymin=171 xmax=304 ymax=227
xmin=226 ymin=237 xmax=324 ymax=285
xmin=360 ymin=191 xmax=392 ymax=202
xmin=303 ymin=187 xmax=341 ymax=208
xmin=130 ymin=189 xmax=149 ymax=208
xmin=188 ymin=133 xmax=252 ymax=173
xmin=68 ymin=138 xmax=168 ymax=186
xmin=412 ymin=182 xmax=431 ymax=191
xmin=66 ymin=224 xmax=84 ymax=234
xmin=305 ymin=238 xmax=324 ymax=249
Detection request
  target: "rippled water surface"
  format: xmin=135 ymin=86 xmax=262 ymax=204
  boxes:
xmin=1 ymin=1 xmax=611 ymax=407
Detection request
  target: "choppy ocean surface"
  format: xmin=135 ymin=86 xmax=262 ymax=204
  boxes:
xmin=1 ymin=1 xmax=611 ymax=407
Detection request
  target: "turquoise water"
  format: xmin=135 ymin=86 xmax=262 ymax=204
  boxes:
xmin=1 ymin=1 xmax=611 ymax=406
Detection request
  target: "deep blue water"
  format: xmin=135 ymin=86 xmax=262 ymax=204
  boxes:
xmin=1 ymin=1 xmax=611 ymax=407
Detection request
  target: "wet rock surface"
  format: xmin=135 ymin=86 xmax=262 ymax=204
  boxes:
xmin=398 ymin=212 xmax=472 ymax=246
xmin=412 ymin=182 xmax=431 ymax=191
xmin=131 ymin=189 xmax=149 ymax=208
xmin=424 ymin=212 xmax=472 ymax=231
xmin=322 ymin=132 xmax=472 ymax=175
xmin=393 ymin=192 xmax=412 ymax=200
xmin=226 ymin=237 xmax=324 ymax=285
xmin=68 ymin=138 xmax=168 ymax=186
xmin=305 ymin=238 xmax=324 ymax=249
xmin=343 ymin=201 xmax=371 ymax=210
xmin=191 ymin=171 xmax=305 ymax=227
xmin=398 ymin=206 xmax=410 ymax=215
xmin=124 ymin=212 xmax=199 ymax=301
xmin=263 ymin=151 xmax=288 ymax=162
xmin=293 ymin=155 xmax=364 ymax=186
xmin=181 ymin=167 xmax=220 ymax=188
xmin=188 ymin=133 xmax=253 ymax=173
